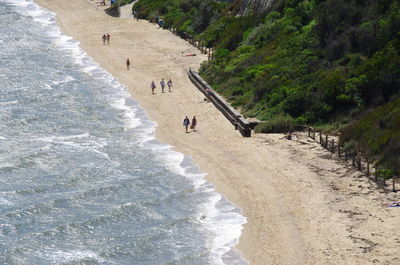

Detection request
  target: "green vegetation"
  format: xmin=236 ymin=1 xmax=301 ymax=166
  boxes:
xmin=112 ymin=0 xmax=134 ymax=7
xmin=133 ymin=0 xmax=230 ymax=37
xmin=133 ymin=0 xmax=400 ymax=174
xmin=341 ymin=97 xmax=400 ymax=174
xmin=254 ymin=113 xmax=295 ymax=133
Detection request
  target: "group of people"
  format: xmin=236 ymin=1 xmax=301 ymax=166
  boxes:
xmin=102 ymin=33 xmax=111 ymax=45
xmin=183 ymin=116 xmax=197 ymax=133
xmin=150 ymin=79 xmax=173 ymax=94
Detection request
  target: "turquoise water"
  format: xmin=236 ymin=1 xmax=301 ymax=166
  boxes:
xmin=0 ymin=1 xmax=247 ymax=264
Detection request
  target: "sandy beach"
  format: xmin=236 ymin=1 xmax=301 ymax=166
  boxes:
xmin=32 ymin=1 xmax=400 ymax=264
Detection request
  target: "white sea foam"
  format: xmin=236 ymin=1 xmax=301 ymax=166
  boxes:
xmin=44 ymin=75 xmax=76 ymax=90
xmin=0 ymin=196 xmax=13 ymax=206
xmin=3 ymin=1 xmax=248 ymax=264
xmin=3 ymin=0 xmax=54 ymax=24
xmin=36 ymin=133 xmax=110 ymax=160
xmin=0 ymin=100 xmax=19 ymax=105
xmin=39 ymin=248 xmax=105 ymax=264
xmin=37 ymin=133 xmax=90 ymax=143
xmin=110 ymin=98 xmax=142 ymax=130
xmin=147 ymin=142 xmax=247 ymax=264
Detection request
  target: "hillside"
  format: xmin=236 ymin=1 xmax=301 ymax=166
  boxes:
xmin=133 ymin=0 xmax=400 ymax=174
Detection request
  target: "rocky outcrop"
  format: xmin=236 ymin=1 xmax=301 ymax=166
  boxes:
xmin=239 ymin=0 xmax=275 ymax=15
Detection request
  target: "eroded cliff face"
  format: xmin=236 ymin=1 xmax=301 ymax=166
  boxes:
xmin=239 ymin=0 xmax=275 ymax=15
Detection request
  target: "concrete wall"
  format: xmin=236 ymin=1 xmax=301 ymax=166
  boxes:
xmin=188 ymin=68 xmax=251 ymax=137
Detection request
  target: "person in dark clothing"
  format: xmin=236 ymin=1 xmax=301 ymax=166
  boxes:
xmin=150 ymin=81 xmax=156 ymax=94
xmin=160 ymin=78 xmax=166 ymax=93
xmin=183 ymin=116 xmax=190 ymax=133
xmin=191 ymin=116 xmax=197 ymax=131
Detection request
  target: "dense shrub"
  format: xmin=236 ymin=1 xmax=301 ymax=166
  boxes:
xmin=134 ymin=0 xmax=400 ymax=173
xmin=254 ymin=114 xmax=295 ymax=133
xmin=340 ymin=97 xmax=400 ymax=174
xmin=133 ymin=0 xmax=227 ymax=35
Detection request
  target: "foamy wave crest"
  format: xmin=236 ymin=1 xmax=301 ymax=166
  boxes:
xmin=37 ymin=133 xmax=90 ymax=143
xmin=2 ymin=0 xmax=55 ymax=25
xmin=0 ymin=100 xmax=19 ymax=106
xmin=5 ymin=1 xmax=248 ymax=264
xmin=12 ymin=0 xmax=151 ymax=135
xmin=146 ymin=142 xmax=248 ymax=264
xmin=38 ymin=248 xmax=105 ymax=264
xmin=36 ymin=133 xmax=110 ymax=160
xmin=204 ymin=192 xmax=248 ymax=265
xmin=110 ymin=98 xmax=142 ymax=130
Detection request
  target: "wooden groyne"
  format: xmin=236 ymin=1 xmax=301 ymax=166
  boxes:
xmin=188 ymin=68 xmax=252 ymax=137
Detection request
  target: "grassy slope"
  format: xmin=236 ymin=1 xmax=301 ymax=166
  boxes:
xmin=133 ymin=0 xmax=400 ymax=173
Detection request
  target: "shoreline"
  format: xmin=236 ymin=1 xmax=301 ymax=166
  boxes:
xmin=31 ymin=1 xmax=400 ymax=264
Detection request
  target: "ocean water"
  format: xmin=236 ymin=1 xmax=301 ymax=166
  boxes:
xmin=0 ymin=1 xmax=247 ymax=264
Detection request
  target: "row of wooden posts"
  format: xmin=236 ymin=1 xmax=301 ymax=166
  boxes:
xmin=307 ymin=127 xmax=398 ymax=192
xmin=163 ymin=25 xmax=399 ymax=192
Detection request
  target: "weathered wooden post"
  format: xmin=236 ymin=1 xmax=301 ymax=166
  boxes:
xmin=312 ymin=129 xmax=315 ymax=140
xmin=393 ymin=177 xmax=396 ymax=192
xmin=325 ymin=134 xmax=328 ymax=148
xmin=319 ymin=132 xmax=322 ymax=145
xmin=375 ymin=167 xmax=378 ymax=181
xmin=357 ymin=156 xmax=362 ymax=171
xmin=308 ymin=126 xmax=311 ymax=137
xmin=366 ymin=161 xmax=370 ymax=176
xmin=331 ymin=139 xmax=335 ymax=153
xmin=338 ymin=144 xmax=341 ymax=157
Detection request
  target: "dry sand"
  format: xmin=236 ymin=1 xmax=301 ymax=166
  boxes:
xmin=33 ymin=0 xmax=400 ymax=264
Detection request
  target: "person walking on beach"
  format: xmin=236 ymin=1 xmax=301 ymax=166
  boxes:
xmin=160 ymin=78 xmax=166 ymax=93
xmin=106 ymin=33 xmax=111 ymax=44
xmin=150 ymin=81 xmax=156 ymax=95
xmin=191 ymin=116 xmax=197 ymax=131
xmin=183 ymin=116 xmax=190 ymax=133
xmin=167 ymin=79 xmax=173 ymax=92
xmin=102 ymin=34 xmax=106 ymax=45
xmin=126 ymin=58 xmax=130 ymax=70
